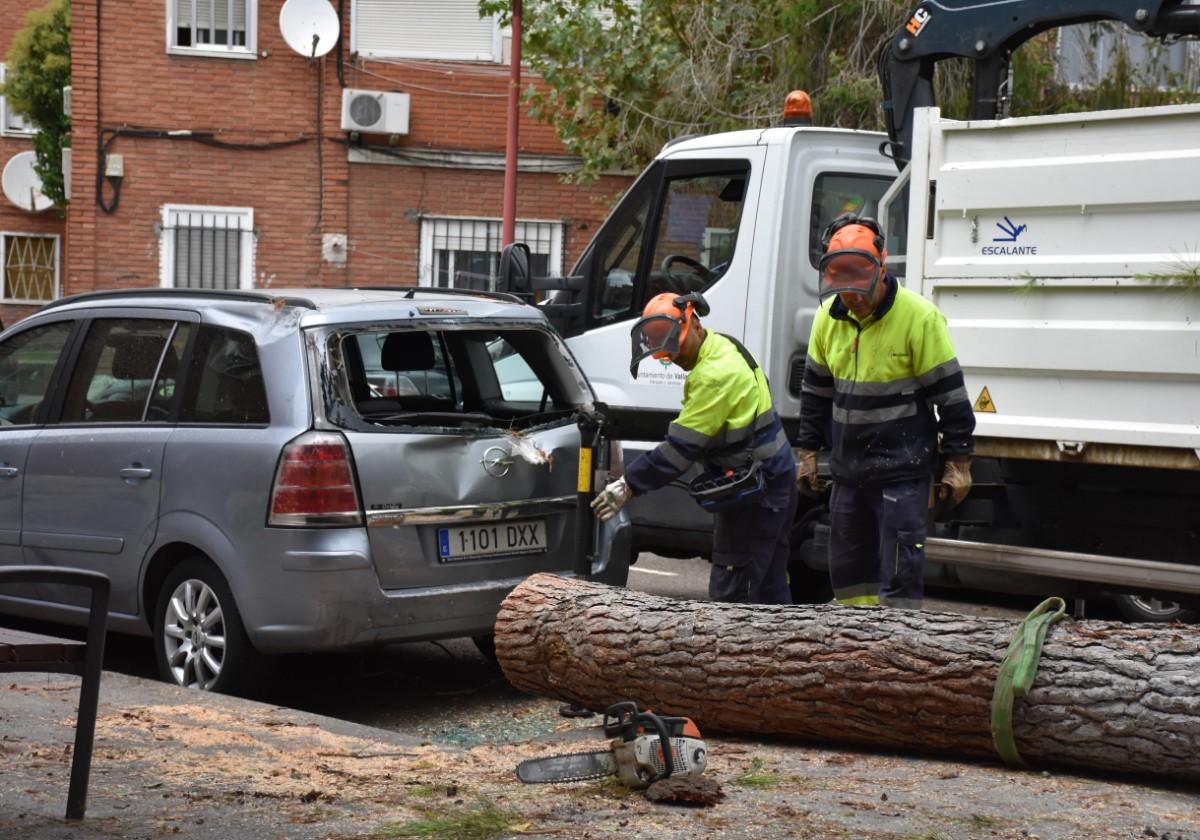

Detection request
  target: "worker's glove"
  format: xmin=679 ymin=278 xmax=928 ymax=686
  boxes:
xmin=938 ymin=456 xmax=973 ymax=507
xmin=795 ymin=449 xmax=820 ymax=494
xmin=591 ymin=477 xmax=633 ymax=522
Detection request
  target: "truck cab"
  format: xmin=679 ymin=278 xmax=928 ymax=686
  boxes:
xmin=551 ymin=127 xmax=895 ymax=559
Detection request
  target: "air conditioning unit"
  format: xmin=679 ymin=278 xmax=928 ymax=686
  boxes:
xmin=341 ymin=89 xmax=410 ymax=135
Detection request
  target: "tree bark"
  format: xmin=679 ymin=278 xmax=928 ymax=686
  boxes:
xmin=495 ymin=574 xmax=1200 ymax=781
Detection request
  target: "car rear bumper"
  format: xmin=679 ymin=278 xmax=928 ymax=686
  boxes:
xmin=233 ymin=514 xmax=627 ymax=653
xmin=248 ymin=569 xmax=541 ymax=652
xmin=174 ymin=490 xmax=631 ymax=653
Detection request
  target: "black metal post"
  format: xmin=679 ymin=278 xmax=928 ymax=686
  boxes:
xmin=66 ymin=573 xmax=109 ymax=820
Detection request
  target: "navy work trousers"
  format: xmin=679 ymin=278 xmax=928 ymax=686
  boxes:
xmin=828 ymin=476 xmax=930 ymax=609
xmin=709 ymin=474 xmax=797 ymax=605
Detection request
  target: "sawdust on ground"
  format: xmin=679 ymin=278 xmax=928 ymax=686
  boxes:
xmin=4 ymin=677 xmax=1199 ymax=840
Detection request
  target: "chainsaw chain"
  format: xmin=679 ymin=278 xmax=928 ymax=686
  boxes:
xmin=524 ymin=750 xmax=613 ymax=783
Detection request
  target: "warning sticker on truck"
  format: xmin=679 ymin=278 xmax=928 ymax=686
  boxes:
xmin=974 ymin=386 xmax=997 ymax=413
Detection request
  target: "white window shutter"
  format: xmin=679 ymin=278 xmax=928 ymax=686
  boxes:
xmin=174 ymin=0 xmax=206 ymax=40
xmin=212 ymin=0 xmax=246 ymax=31
xmin=355 ymin=0 xmax=499 ymax=61
xmin=171 ymin=0 xmax=254 ymax=52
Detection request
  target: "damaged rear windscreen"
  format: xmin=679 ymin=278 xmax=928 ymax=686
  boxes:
xmin=327 ymin=326 xmax=584 ymax=432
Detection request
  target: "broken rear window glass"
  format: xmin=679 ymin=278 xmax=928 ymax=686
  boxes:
xmin=328 ymin=328 xmax=580 ymax=432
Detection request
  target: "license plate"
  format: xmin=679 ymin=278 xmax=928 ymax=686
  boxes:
xmin=438 ymin=520 xmax=547 ymax=561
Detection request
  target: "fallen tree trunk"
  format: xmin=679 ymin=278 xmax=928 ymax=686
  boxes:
xmin=495 ymin=574 xmax=1200 ymax=781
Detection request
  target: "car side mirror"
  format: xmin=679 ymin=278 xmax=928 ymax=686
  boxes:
xmin=498 ymin=242 xmax=532 ymax=296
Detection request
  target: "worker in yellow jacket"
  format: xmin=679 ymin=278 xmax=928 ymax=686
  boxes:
xmin=796 ymin=214 xmax=975 ymax=609
xmin=592 ymin=292 xmax=796 ymax=604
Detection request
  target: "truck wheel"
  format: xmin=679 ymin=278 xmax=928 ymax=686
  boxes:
xmin=153 ymin=558 xmax=260 ymax=693
xmin=1111 ymin=593 xmax=1197 ymax=624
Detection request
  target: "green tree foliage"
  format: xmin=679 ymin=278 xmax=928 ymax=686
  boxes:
xmin=477 ymin=0 xmax=947 ymax=180
xmin=2 ymin=0 xmax=70 ymax=206
xmin=479 ymin=0 xmax=1200 ymax=181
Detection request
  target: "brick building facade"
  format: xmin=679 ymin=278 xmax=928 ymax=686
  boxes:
xmin=1 ymin=0 xmax=630 ymax=326
xmin=0 ymin=0 xmax=66 ymax=327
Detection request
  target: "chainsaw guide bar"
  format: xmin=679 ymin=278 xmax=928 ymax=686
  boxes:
xmin=516 ymin=750 xmax=618 ymax=784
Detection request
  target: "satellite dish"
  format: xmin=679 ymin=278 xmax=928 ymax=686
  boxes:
xmin=2 ymin=151 xmax=53 ymax=212
xmin=279 ymin=0 xmax=340 ymax=58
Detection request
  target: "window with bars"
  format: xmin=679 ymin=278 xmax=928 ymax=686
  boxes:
xmin=168 ymin=0 xmax=256 ymax=57
xmin=1 ymin=233 xmax=59 ymax=303
xmin=0 ymin=64 xmax=38 ymax=136
xmin=159 ymin=205 xmax=255 ymax=290
xmin=420 ymin=217 xmax=563 ymax=291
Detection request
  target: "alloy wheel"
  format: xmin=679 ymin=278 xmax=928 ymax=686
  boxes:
xmin=1126 ymin=594 xmax=1184 ymax=619
xmin=161 ymin=578 xmax=226 ymax=689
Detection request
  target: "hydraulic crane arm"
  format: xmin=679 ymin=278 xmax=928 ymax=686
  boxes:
xmin=878 ymin=0 xmax=1200 ymax=169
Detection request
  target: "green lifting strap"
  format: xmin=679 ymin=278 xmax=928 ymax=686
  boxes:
xmin=990 ymin=596 xmax=1068 ymax=768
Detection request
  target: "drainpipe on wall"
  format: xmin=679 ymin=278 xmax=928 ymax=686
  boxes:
xmin=501 ymin=0 xmax=522 ymax=248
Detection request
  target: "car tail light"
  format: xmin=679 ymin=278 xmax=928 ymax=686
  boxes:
xmin=268 ymin=431 xmax=363 ymax=527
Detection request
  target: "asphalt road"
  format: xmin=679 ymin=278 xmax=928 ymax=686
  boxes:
xmin=628 ymin=552 xmax=1049 ymax=618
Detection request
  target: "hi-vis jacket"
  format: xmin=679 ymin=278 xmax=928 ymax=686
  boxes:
xmin=625 ymin=332 xmax=794 ymax=507
xmin=796 ymin=276 xmax=975 ymax=486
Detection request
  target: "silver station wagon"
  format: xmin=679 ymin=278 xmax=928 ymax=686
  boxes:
xmin=0 ymin=288 xmax=630 ymax=693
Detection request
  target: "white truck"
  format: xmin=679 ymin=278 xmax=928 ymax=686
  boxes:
xmin=500 ymin=1 xmax=1200 ymax=620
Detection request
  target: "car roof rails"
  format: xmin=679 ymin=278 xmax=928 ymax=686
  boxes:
xmin=350 ymin=285 xmax=526 ymax=306
xmin=41 ymin=288 xmax=318 ymax=311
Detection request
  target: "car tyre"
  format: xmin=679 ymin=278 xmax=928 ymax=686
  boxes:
xmin=1112 ymin=592 xmax=1197 ymax=624
xmin=153 ymin=558 xmax=260 ymax=694
xmin=472 ymin=634 xmax=498 ymax=662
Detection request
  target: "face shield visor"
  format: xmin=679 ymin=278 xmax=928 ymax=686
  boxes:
xmin=629 ymin=313 xmax=688 ymax=379
xmin=818 ymin=249 xmax=883 ymax=302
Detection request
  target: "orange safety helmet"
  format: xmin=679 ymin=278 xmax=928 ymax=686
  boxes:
xmin=818 ymin=213 xmax=887 ymax=301
xmin=629 ymin=292 xmax=708 ymax=379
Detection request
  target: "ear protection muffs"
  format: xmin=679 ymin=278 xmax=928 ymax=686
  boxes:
xmin=672 ymin=291 xmax=710 ymax=318
xmin=820 ymin=213 xmax=885 ymax=257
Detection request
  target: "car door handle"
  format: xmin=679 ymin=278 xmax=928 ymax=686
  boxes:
xmin=120 ymin=466 xmax=153 ymax=480
xmin=0 ymin=465 xmax=18 ymax=478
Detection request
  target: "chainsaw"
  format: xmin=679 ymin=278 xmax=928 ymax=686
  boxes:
xmin=517 ymin=701 xmax=708 ymax=789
